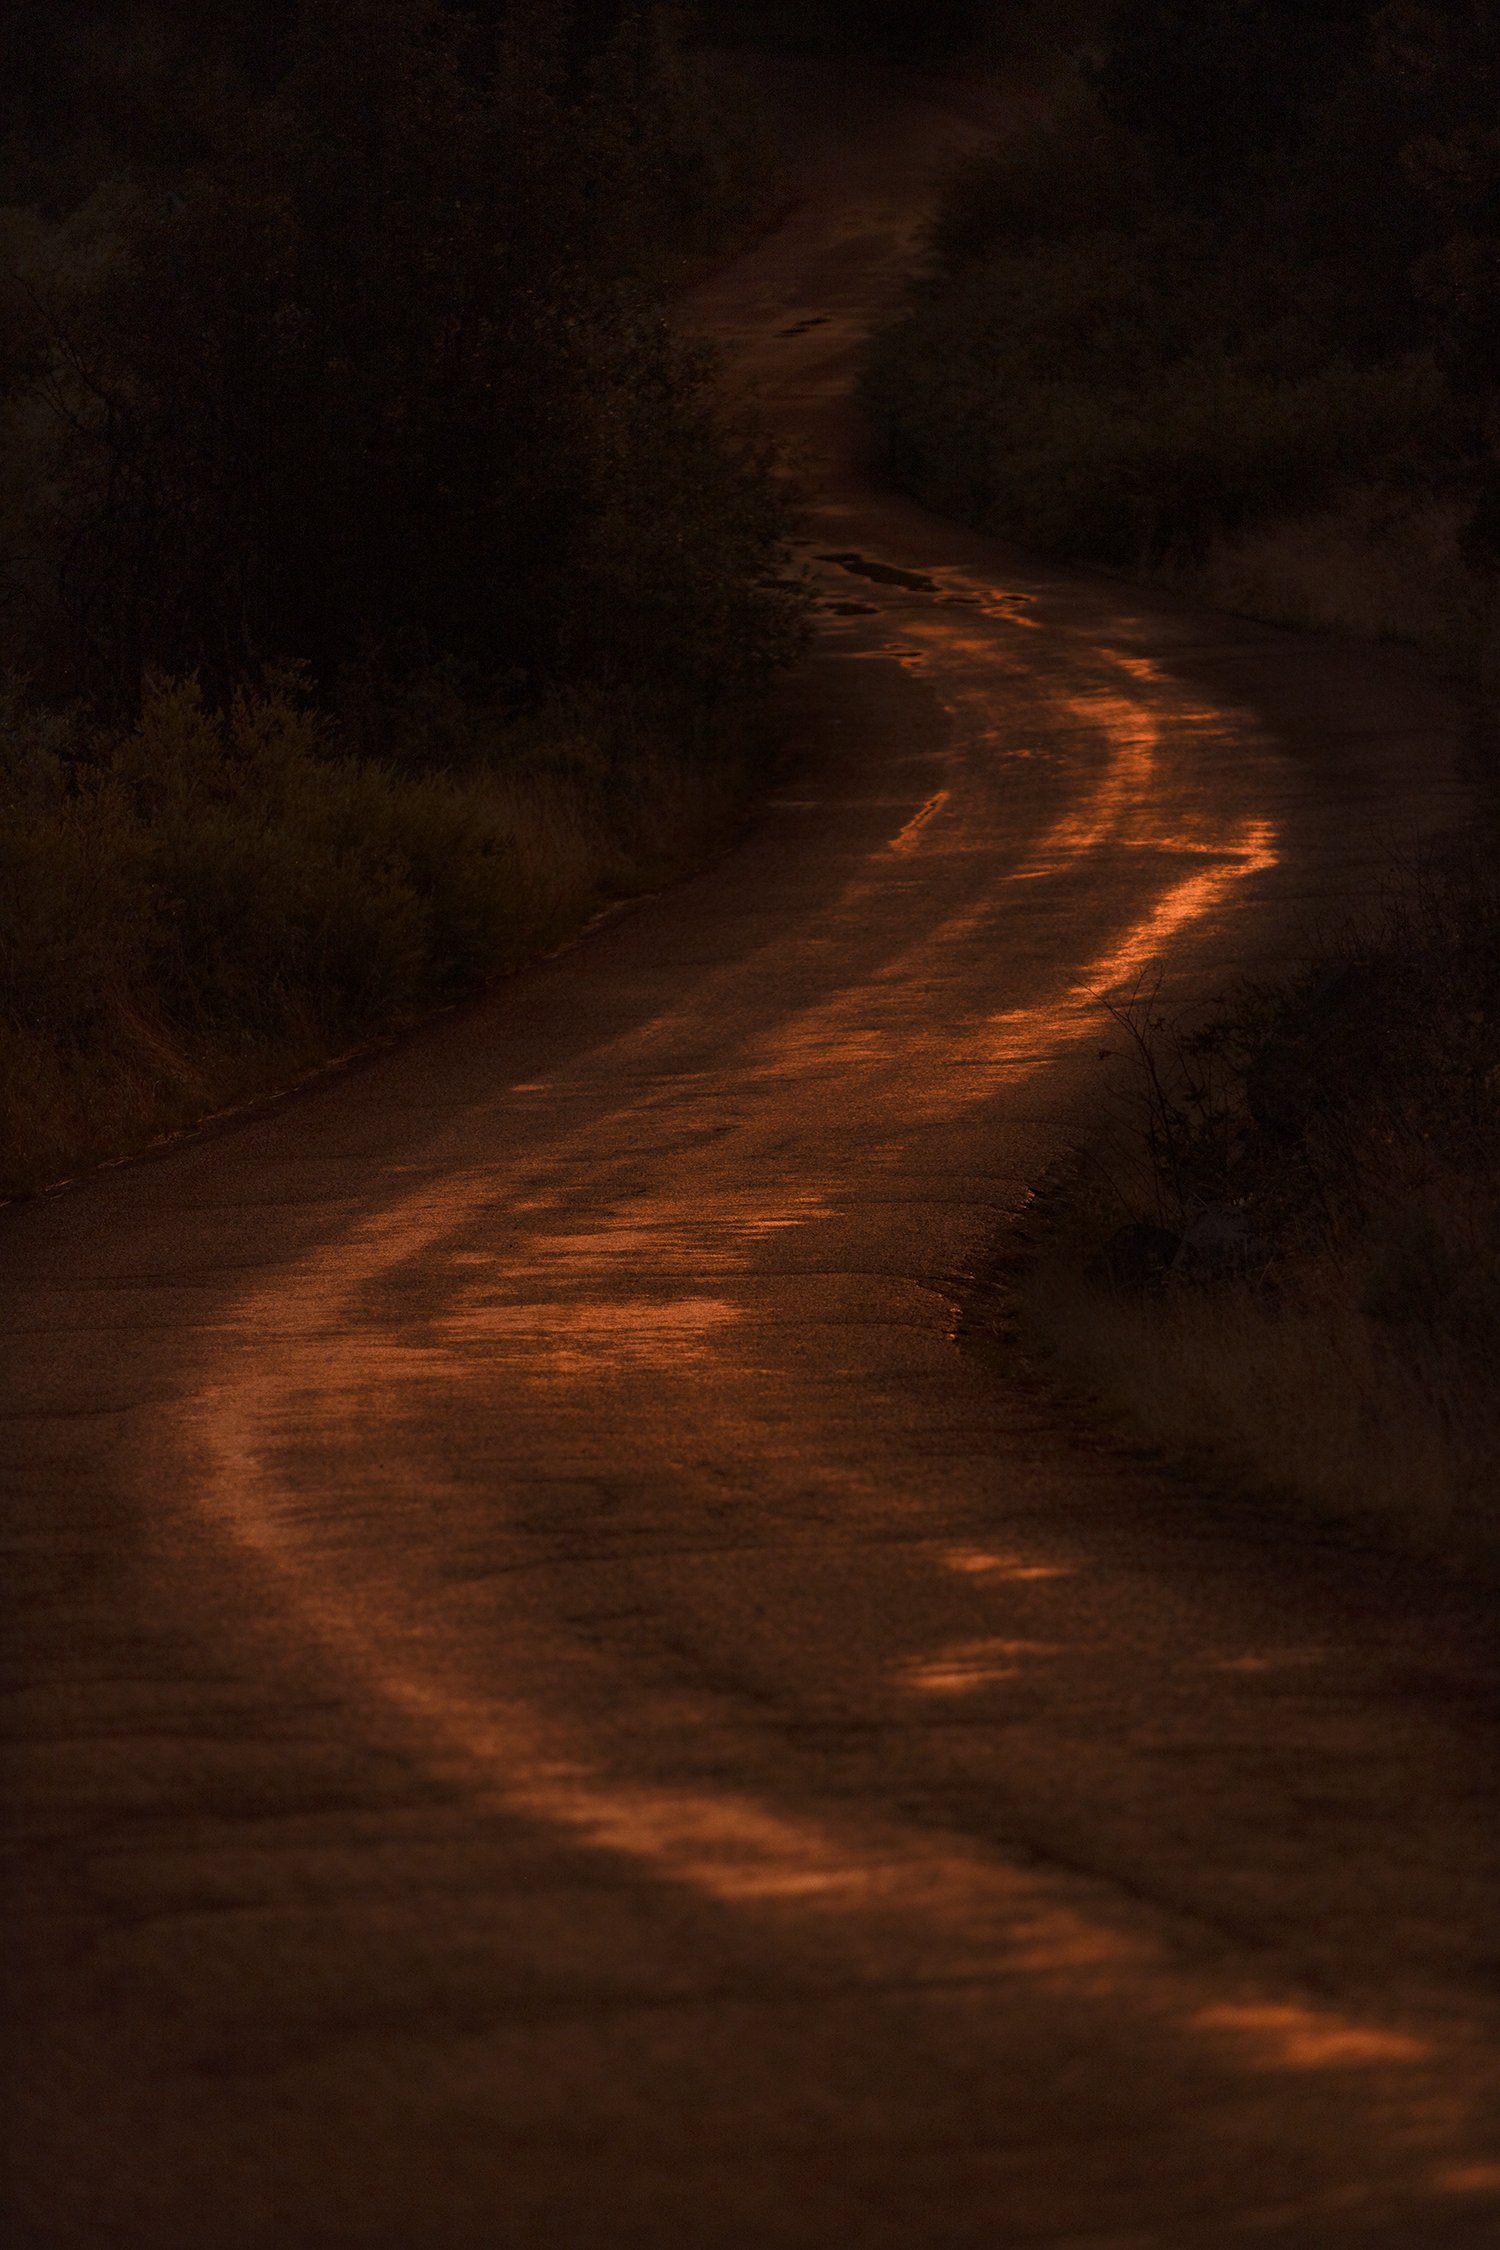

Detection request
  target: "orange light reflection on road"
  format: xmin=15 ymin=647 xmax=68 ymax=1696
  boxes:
xmin=213 ymin=1389 xmax=1444 ymax=2083
xmin=1195 ymin=2004 xmax=1431 ymax=2071
xmin=943 ymin=1547 xmax=1073 ymax=1582
xmin=196 ymin=1162 xmax=1450 ymax=2186
xmin=1436 ymin=2164 xmax=1500 ymax=2195
xmin=1067 ymin=819 xmax=1279 ymax=1004
xmin=902 ymin=1637 xmax=1061 ymax=1695
xmin=1027 ymin=692 xmax=1159 ymax=865
xmin=182 ymin=565 xmax=1446 ymax=2161
xmin=444 ymin=1291 xmax=738 ymax=1368
xmin=889 ymin=788 xmax=950 ymax=853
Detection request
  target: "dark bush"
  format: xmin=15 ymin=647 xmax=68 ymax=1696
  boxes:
xmin=863 ymin=4 xmax=1489 ymax=596
xmin=865 ymin=223 xmax=1455 ymax=565
xmin=8 ymin=1 xmax=802 ymax=718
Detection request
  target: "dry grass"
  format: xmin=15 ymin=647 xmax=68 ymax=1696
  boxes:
xmin=1016 ymin=856 xmax=1500 ymax=1575
xmin=1026 ymin=1210 xmax=1500 ymax=1575
xmin=0 ymin=674 xmax=766 ymax=1199
xmin=1169 ymin=486 xmax=1487 ymax=670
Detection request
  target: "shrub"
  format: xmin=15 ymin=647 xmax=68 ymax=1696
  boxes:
xmin=4 ymin=0 xmax=806 ymax=717
xmin=864 ymin=7 xmax=1494 ymax=687
xmin=1020 ymin=848 xmax=1500 ymax=1567
xmin=865 ymin=227 xmax=1458 ymax=565
xmin=928 ymin=88 xmax=1150 ymax=267
xmin=0 ymin=668 xmax=762 ymax=1194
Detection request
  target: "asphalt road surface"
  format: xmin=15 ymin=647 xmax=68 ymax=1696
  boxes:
xmin=3 ymin=63 xmax=1497 ymax=2250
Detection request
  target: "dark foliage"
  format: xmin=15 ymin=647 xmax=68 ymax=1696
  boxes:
xmin=1100 ymin=0 xmax=1375 ymax=204
xmin=0 ymin=3 xmax=298 ymax=207
xmin=1098 ymin=843 xmax=1500 ymax=1319
xmin=864 ymin=1 xmax=1496 ymax=596
xmin=693 ymin=0 xmax=1002 ymax=61
xmin=1374 ymin=0 xmax=1500 ymax=390
xmin=4 ymin=0 xmax=804 ymax=718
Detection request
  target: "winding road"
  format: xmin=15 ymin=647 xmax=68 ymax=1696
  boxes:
xmin=3 ymin=62 xmax=1497 ymax=2250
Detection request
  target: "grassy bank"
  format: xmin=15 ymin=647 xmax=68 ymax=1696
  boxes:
xmin=1 ymin=674 xmax=773 ymax=1198
xmin=1010 ymin=845 xmax=1500 ymax=1574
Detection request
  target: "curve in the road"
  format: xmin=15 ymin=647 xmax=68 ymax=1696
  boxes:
xmin=2 ymin=58 xmax=1496 ymax=2250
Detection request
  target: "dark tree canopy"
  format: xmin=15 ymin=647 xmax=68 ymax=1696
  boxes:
xmin=1099 ymin=0 xmax=1378 ymax=199
xmin=692 ymin=0 xmax=1004 ymax=61
xmin=2 ymin=0 xmax=805 ymax=715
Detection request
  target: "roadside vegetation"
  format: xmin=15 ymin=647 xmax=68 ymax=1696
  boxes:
xmin=0 ymin=0 xmax=806 ymax=1196
xmin=1019 ymin=838 xmax=1500 ymax=1574
xmin=864 ymin=0 xmax=1500 ymax=700
xmin=863 ymin=0 xmax=1500 ymax=1569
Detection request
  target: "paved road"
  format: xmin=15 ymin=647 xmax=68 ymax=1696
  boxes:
xmin=3 ymin=64 xmax=1496 ymax=2250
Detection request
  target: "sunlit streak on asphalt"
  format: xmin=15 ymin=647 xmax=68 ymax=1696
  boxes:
xmin=1194 ymin=2005 xmax=1430 ymax=2071
xmin=1066 ymin=819 xmax=1279 ymax=1003
xmin=179 ymin=494 xmax=1452 ymax=2145
xmin=888 ymin=788 xmax=951 ymax=853
xmin=202 ymin=1344 xmax=1441 ymax=2079
xmin=197 ymin=1097 xmax=1438 ymax=2115
xmin=942 ymin=1547 xmax=1074 ymax=1581
xmin=900 ymin=1637 xmax=1062 ymax=1694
